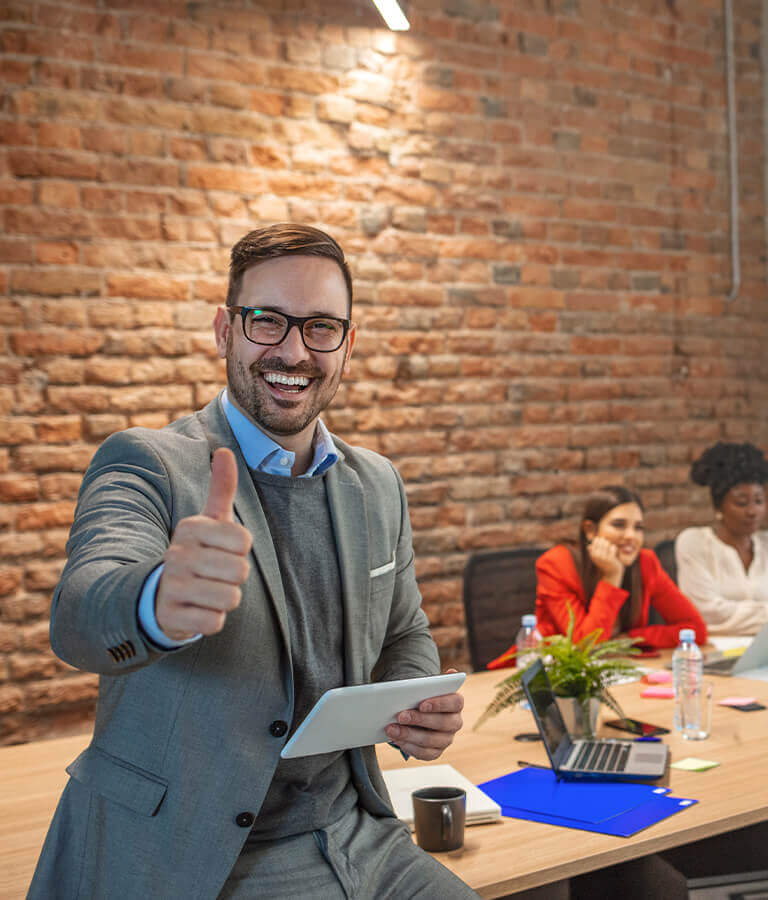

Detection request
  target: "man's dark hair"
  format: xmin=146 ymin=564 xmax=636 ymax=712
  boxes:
xmin=226 ymin=223 xmax=353 ymax=315
xmin=690 ymin=441 xmax=768 ymax=508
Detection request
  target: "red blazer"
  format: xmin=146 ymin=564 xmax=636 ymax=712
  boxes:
xmin=534 ymin=545 xmax=707 ymax=648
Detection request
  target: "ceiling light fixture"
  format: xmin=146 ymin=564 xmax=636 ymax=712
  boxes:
xmin=370 ymin=0 xmax=410 ymax=30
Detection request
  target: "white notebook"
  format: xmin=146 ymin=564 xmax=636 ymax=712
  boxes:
xmin=382 ymin=763 xmax=502 ymax=828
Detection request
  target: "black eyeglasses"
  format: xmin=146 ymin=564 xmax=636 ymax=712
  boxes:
xmin=230 ymin=307 xmax=351 ymax=353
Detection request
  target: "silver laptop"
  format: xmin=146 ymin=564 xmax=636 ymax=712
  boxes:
xmin=521 ymin=659 xmax=668 ymax=781
xmin=700 ymin=622 xmax=768 ymax=681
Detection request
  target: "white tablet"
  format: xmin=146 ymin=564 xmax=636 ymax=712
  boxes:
xmin=280 ymin=672 xmax=466 ymax=759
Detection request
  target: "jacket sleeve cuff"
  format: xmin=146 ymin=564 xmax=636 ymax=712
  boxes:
xmin=137 ymin=564 xmax=201 ymax=651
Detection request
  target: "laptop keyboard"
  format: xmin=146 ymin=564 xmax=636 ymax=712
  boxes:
xmin=573 ymin=741 xmax=632 ymax=773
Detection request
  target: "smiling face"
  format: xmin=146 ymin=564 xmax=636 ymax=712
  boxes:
xmin=214 ymin=255 xmax=355 ymax=455
xmin=584 ymin=502 xmax=645 ymax=568
xmin=718 ymin=482 xmax=766 ymax=538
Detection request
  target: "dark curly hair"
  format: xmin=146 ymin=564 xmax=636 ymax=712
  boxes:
xmin=690 ymin=442 xmax=768 ymax=508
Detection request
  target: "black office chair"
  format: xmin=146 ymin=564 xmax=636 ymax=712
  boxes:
xmin=653 ymin=539 xmax=678 ymax=585
xmin=649 ymin=539 xmax=678 ymax=625
xmin=462 ymin=547 xmax=545 ymax=671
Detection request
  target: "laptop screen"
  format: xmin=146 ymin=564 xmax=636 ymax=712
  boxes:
xmin=522 ymin=660 xmax=571 ymax=764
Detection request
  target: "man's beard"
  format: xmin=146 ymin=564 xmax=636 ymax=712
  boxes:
xmin=226 ymin=350 xmax=343 ymax=437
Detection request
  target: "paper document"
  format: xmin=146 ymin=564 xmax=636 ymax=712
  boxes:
xmin=382 ymin=764 xmax=501 ymax=828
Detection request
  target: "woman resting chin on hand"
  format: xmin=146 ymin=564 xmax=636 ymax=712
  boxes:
xmin=485 ymin=487 xmax=706 ymax=674
xmin=534 ymin=485 xmax=707 ymax=649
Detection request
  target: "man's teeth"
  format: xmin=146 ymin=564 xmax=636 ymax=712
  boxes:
xmin=264 ymin=372 xmax=310 ymax=387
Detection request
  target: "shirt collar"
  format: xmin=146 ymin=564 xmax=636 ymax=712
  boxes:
xmin=220 ymin=389 xmax=337 ymax=477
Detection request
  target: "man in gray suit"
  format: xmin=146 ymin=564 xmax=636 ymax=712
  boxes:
xmin=30 ymin=224 xmax=478 ymax=899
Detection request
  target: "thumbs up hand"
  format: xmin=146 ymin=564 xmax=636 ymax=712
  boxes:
xmin=156 ymin=448 xmax=253 ymax=641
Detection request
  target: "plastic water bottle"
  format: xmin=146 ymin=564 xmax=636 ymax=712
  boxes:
xmin=673 ymin=628 xmax=703 ymax=738
xmin=515 ymin=614 xmax=542 ymax=672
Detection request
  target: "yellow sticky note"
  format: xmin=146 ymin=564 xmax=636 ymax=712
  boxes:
xmin=670 ymin=757 xmax=720 ymax=772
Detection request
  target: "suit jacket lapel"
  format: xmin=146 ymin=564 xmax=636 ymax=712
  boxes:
xmin=198 ymin=398 xmax=292 ymax=665
xmin=325 ymin=456 xmax=370 ymax=686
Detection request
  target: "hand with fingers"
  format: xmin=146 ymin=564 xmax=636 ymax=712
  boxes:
xmin=588 ymin=535 xmax=624 ymax=587
xmin=156 ymin=448 xmax=253 ymax=642
xmin=384 ymin=668 xmax=465 ymax=761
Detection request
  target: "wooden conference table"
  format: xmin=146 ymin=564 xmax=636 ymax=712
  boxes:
xmin=2 ymin=664 xmax=768 ymax=898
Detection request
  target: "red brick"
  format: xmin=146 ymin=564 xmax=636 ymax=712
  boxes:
xmin=0 ymin=568 xmax=24 ymax=597
xmin=266 ymin=66 xmax=340 ymax=95
xmin=8 ymin=149 xmax=100 ymax=181
xmin=41 ymin=357 xmax=85 ymax=385
xmin=102 ymin=158 xmax=179 ymax=188
xmin=0 ymin=532 xmax=46 ymax=557
xmin=11 ymin=269 xmax=101 ymax=296
xmin=189 ymin=106 xmax=269 ymax=141
xmin=107 ymin=274 xmax=189 ymax=301
xmin=188 ymin=52 xmax=264 ymax=84
xmin=37 ymin=122 xmax=82 ymax=150
xmin=0 ymin=417 xmax=35 ymax=445
xmin=14 ymin=443 xmax=95 ymax=472
xmin=24 ymin=562 xmax=63 ymax=591
xmin=8 ymin=652 xmax=61 ymax=681
xmin=35 ymin=242 xmax=79 ymax=265
xmin=23 ymin=674 xmax=99 ymax=709
xmin=36 ymin=416 xmax=82 ymax=443
xmin=99 ymin=42 xmax=184 ymax=74
xmin=11 ymin=331 xmax=104 ymax=357
xmin=248 ymin=90 xmax=283 ymax=116
xmin=5 ymin=207 xmax=93 ymax=239
xmin=16 ymin=501 xmax=76 ymax=531
xmin=0 ymin=685 xmax=24 ymax=715
xmin=0 ymin=57 xmax=32 ymax=84
xmin=0 ymin=240 xmax=34 ymax=264
xmin=187 ymin=164 xmax=267 ymax=193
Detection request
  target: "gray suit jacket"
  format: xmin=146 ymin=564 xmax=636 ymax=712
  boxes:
xmin=29 ymin=396 xmax=440 ymax=900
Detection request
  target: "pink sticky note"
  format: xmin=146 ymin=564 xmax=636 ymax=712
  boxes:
xmin=640 ymin=686 xmax=675 ymax=699
xmin=718 ymin=696 xmax=757 ymax=707
xmin=645 ymin=671 xmax=672 ymax=684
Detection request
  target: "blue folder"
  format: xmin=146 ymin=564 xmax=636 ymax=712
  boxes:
xmin=478 ymin=768 xmax=697 ymax=837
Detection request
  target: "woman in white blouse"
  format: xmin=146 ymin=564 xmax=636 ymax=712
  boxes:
xmin=676 ymin=441 xmax=768 ymax=634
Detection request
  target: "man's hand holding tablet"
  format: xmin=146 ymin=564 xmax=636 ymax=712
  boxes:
xmin=385 ymin=668 xmax=466 ymax=761
xmin=280 ymin=672 xmax=466 ymax=759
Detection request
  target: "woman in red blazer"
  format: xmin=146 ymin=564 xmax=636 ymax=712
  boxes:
xmin=535 ymin=485 xmax=707 ymax=649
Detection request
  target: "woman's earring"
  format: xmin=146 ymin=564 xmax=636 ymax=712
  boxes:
xmin=715 ymin=511 xmax=724 ymax=521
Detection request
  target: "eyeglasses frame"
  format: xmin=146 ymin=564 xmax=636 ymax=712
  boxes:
xmin=228 ymin=306 xmax=352 ymax=353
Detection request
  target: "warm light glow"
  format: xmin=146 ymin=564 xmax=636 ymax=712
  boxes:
xmin=370 ymin=0 xmax=410 ymax=30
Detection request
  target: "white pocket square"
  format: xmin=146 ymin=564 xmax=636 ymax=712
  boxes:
xmin=370 ymin=551 xmax=396 ymax=578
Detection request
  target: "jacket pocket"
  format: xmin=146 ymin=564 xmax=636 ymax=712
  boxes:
xmin=66 ymin=745 xmax=168 ymax=817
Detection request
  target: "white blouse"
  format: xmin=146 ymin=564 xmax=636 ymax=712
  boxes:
xmin=675 ymin=526 xmax=768 ymax=635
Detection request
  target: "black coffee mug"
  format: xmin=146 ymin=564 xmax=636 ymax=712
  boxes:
xmin=411 ymin=786 xmax=466 ymax=852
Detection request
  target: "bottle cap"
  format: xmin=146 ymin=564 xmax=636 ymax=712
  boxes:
xmin=679 ymin=628 xmax=695 ymax=643
xmin=522 ymin=614 xmax=537 ymax=627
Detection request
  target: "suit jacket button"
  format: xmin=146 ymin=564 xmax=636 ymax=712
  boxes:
xmin=235 ymin=812 xmax=255 ymax=828
xmin=269 ymin=720 xmax=288 ymax=737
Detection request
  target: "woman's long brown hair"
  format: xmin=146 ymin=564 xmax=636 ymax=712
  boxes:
xmin=571 ymin=485 xmax=645 ymax=633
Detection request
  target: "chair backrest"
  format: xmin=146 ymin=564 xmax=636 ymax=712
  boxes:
xmin=653 ymin=539 xmax=677 ymax=585
xmin=463 ymin=547 xmax=545 ymax=671
xmin=649 ymin=539 xmax=677 ymax=625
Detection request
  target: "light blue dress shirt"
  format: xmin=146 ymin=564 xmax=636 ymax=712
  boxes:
xmin=137 ymin=390 xmax=338 ymax=649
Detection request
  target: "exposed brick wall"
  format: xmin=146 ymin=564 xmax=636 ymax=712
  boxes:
xmin=1 ymin=0 xmax=766 ymax=744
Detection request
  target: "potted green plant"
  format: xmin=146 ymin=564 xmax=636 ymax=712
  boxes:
xmin=474 ymin=611 xmax=642 ymax=738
